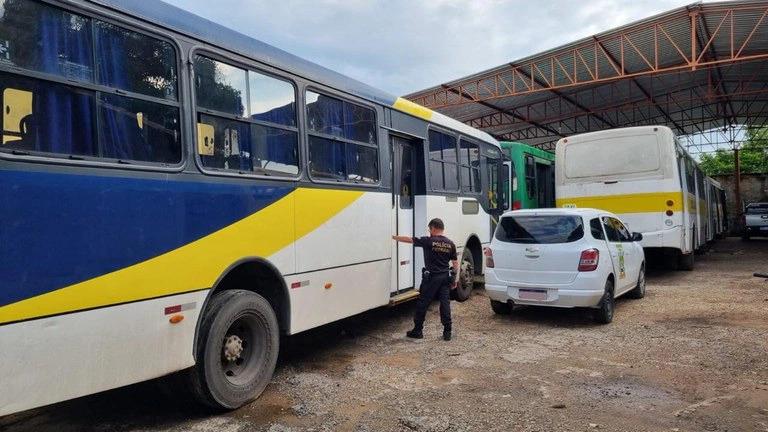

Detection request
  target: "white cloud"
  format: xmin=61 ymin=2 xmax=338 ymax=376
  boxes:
xmin=162 ymin=0 xmax=697 ymax=95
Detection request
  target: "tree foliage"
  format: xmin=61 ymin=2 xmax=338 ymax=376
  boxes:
xmin=699 ymin=128 xmax=768 ymax=176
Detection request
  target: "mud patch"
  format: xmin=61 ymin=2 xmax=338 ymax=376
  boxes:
xmin=574 ymin=380 xmax=683 ymax=412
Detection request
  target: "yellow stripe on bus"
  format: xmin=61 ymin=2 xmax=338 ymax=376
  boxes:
xmin=393 ymin=97 xmax=433 ymax=120
xmin=556 ymin=191 xmax=684 ymax=213
xmin=0 ymin=188 xmax=364 ymax=324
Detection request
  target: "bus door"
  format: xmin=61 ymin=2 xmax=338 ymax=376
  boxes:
xmin=503 ymin=160 xmax=513 ymax=212
xmin=392 ymin=136 xmax=415 ymax=293
xmin=535 ymin=160 xmax=555 ymax=207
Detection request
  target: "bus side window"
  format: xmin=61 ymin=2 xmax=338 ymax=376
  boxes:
xmin=2 ymin=88 xmax=33 ymax=147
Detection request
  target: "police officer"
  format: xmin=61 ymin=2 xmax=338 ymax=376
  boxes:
xmin=392 ymin=218 xmax=459 ymax=341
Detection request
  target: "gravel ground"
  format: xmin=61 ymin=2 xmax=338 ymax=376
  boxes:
xmin=2 ymin=237 xmax=767 ymax=432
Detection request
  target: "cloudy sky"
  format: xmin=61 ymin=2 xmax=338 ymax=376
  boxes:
xmin=162 ymin=0 xmax=699 ymax=97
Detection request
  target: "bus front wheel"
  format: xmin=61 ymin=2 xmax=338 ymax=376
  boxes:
xmin=188 ymin=290 xmax=279 ymax=410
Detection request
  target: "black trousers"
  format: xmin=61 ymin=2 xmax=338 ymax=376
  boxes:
xmin=413 ymin=272 xmax=452 ymax=331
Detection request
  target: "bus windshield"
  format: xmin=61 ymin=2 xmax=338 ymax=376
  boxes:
xmin=563 ymin=133 xmax=661 ymax=179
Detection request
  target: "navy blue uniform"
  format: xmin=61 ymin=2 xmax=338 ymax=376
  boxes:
xmin=412 ymin=235 xmax=457 ymax=333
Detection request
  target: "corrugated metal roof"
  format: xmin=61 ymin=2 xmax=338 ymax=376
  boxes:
xmin=405 ymin=0 xmax=768 ymax=153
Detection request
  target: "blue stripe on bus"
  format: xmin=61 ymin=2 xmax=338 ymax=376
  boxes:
xmin=0 ymin=169 xmax=293 ymax=308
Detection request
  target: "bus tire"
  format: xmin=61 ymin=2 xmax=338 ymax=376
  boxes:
xmin=627 ymin=264 xmax=645 ymax=299
xmin=188 ymin=289 xmax=279 ymax=410
xmin=453 ymin=248 xmax=475 ymax=302
xmin=593 ymin=279 xmax=614 ymax=324
xmin=678 ymin=250 xmax=694 ymax=271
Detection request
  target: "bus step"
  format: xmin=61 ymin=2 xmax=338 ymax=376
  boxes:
xmin=388 ymin=290 xmax=420 ymax=306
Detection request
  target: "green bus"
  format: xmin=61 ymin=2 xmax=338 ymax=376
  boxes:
xmin=500 ymin=141 xmax=555 ymax=210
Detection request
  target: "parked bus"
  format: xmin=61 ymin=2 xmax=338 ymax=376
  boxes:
xmin=499 ymin=141 xmax=555 ymax=211
xmin=705 ymin=177 xmax=728 ymax=240
xmin=555 ymin=125 xmax=722 ymax=271
xmin=0 ymin=0 xmax=504 ymax=416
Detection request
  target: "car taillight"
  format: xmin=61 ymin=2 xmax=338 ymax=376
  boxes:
xmin=578 ymin=248 xmax=599 ymax=271
xmin=485 ymin=247 xmax=494 ymax=268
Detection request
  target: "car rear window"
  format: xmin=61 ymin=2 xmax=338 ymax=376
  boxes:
xmin=495 ymin=215 xmax=584 ymax=244
xmin=745 ymin=203 xmax=768 ymax=215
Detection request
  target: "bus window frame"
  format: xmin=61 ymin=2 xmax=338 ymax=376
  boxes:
xmin=0 ymin=5 xmax=187 ymax=172
xmin=190 ymin=48 xmax=302 ymax=181
xmin=458 ymin=136 xmax=482 ymax=196
xmin=304 ymin=86 xmax=381 ymax=187
xmin=427 ymin=126 xmax=460 ymax=194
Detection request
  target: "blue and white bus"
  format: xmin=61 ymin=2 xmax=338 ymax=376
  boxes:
xmin=0 ymin=0 xmax=504 ymax=415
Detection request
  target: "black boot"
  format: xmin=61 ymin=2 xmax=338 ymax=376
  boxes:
xmin=443 ymin=327 xmax=452 ymax=341
xmin=406 ymin=321 xmax=424 ymax=339
xmin=406 ymin=329 xmax=424 ymax=339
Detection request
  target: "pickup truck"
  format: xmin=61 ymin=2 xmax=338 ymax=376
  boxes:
xmin=742 ymin=202 xmax=768 ymax=240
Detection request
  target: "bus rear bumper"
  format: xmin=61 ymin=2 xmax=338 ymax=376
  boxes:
xmin=638 ymin=226 xmax=682 ymax=249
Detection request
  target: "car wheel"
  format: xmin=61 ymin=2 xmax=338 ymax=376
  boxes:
xmin=593 ymin=279 xmax=615 ymax=324
xmin=490 ymin=299 xmax=512 ymax=315
xmin=187 ymin=290 xmax=279 ymax=409
xmin=453 ymin=248 xmax=475 ymax=302
xmin=628 ymin=264 xmax=645 ymax=299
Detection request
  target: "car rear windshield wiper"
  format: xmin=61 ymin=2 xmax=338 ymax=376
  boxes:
xmin=506 ymin=237 xmax=537 ymax=243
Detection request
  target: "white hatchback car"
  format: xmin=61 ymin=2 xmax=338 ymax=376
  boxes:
xmin=485 ymin=208 xmax=645 ymax=323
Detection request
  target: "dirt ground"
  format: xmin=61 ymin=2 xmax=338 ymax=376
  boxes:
xmin=2 ymin=237 xmax=767 ymax=432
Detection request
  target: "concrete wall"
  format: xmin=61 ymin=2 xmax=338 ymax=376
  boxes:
xmin=713 ymin=173 xmax=768 ymax=234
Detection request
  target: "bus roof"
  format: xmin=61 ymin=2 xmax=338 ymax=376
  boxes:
xmin=86 ymin=0 xmax=497 ymax=145
xmin=500 ymin=141 xmax=554 ymax=159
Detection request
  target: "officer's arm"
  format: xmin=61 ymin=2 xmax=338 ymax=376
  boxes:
xmin=392 ymin=235 xmax=414 ymax=243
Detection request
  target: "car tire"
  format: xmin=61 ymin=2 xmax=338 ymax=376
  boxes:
xmin=490 ymin=299 xmax=512 ymax=315
xmin=187 ymin=290 xmax=279 ymax=410
xmin=593 ymin=279 xmax=615 ymax=324
xmin=452 ymin=248 xmax=475 ymax=302
xmin=627 ymin=264 xmax=646 ymax=299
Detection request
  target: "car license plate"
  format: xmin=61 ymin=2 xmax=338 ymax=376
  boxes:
xmin=760 ymin=227 xmax=768 ymax=231
xmin=519 ymin=289 xmax=547 ymax=300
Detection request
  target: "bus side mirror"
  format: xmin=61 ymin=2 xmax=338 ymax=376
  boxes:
xmin=632 ymin=232 xmax=643 ymax=242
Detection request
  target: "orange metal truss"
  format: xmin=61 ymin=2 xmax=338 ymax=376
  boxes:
xmin=407 ymin=3 xmax=768 ymax=109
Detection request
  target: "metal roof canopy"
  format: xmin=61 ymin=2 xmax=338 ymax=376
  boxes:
xmin=405 ymin=0 xmax=768 ymax=155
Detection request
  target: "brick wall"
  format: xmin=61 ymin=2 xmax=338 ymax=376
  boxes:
xmin=713 ymin=173 xmax=768 ymax=234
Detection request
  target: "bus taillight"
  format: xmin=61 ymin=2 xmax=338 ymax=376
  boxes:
xmin=666 ymin=210 xmax=674 ymax=216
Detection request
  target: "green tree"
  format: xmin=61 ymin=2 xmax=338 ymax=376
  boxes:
xmin=700 ymin=128 xmax=768 ymax=175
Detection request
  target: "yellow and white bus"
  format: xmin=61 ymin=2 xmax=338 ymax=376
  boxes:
xmin=0 ymin=0 xmax=504 ymax=416
xmin=555 ymin=125 xmax=721 ymax=270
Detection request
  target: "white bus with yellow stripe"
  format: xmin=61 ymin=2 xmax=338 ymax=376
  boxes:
xmin=555 ymin=125 xmax=714 ymax=270
xmin=0 ymin=0 xmax=504 ymax=416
